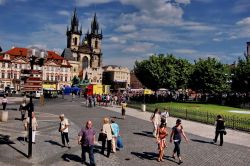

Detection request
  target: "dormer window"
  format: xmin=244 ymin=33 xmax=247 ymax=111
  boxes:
xmin=4 ymin=54 xmax=10 ymax=60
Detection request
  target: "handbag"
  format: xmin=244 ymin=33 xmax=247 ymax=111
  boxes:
xmin=223 ymin=130 xmax=227 ymax=135
xmin=117 ymin=135 xmax=123 ymax=149
xmin=98 ymin=132 xmax=107 ymax=142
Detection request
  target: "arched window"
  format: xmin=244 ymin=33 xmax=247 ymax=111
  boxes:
xmin=95 ymin=40 xmax=98 ymax=49
xmin=82 ymin=56 xmax=89 ymax=69
xmin=74 ymin=37 xmax=77 ymax=45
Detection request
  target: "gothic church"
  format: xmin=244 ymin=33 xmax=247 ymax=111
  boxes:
xmin=61 ymin=9 xmax=103 ymax=84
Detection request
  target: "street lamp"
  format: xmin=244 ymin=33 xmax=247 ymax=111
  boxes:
xmin=26 ymin=47 xmax=47 ymax=158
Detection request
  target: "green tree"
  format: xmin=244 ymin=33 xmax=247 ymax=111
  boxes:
xmin=231 ymin=57 xmax=250 ymax=93
xmin=189 ymin=57 xmax=230 ymax=94
xmin=134 ymin=54 xmax=192 ymax=91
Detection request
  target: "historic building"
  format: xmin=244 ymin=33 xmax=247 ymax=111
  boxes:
xmin=62 ymin=9 xmax=103 ymax=84
xmin=102 ymin=65 xmax=130 ymax=90
xmin=0 ymin=47 xmax=72 ymax=91
xmin=130 ymin=71 xmax=144 ymax=89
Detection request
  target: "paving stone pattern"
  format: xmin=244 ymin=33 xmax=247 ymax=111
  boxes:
xmin=0 ymin=95 xmax=249 ymax=166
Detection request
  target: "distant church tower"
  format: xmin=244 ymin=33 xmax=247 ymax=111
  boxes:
xmin=66 ymin=9 xmax=82 ymax=52
xmin=62 ymin=9 xmax=104 ymax=84
xmin=86 ymin=13 xmax=103 ymax=68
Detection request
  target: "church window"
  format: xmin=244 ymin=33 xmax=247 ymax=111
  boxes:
xmin=74 ymin=37 xmax=78 ymax=46
xmin=95 ymin=40 xmax=98 ymax=49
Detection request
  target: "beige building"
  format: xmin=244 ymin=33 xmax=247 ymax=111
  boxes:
xmin=62 ymin=9 xmax=103 ymax=84
xmin=102 ymin=65 xmax=130 ymax=90
xmin=0 ymin=47 xmax=72 ymax=91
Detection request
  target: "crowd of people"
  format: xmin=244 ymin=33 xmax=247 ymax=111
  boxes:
xmin=1 ymin=94 xmax=227 ymax=166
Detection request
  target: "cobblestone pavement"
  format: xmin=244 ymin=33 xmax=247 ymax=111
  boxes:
xmin=0 ymin=95 xmax=249 ymax=166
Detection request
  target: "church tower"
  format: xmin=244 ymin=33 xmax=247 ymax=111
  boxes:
xmin=86 ymin=13 xmax=103 ymax=68
xmin=66 ymin=8 xmax=82 ymax=51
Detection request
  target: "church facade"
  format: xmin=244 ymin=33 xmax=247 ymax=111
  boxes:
xmin=62 ymin=9 xmax=103 ymax=84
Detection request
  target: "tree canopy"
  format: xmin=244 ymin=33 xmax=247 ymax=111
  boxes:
xmin=189 ymin=57 xmax=230 ymax=94
xmin=134 ymin=54 xmax=192 ymax=91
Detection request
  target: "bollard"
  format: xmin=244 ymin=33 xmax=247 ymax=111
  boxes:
xmin=141 ymin=104 xmax=146 ymax=112
xmin=0 ymin=111 xmax=8 ymax=122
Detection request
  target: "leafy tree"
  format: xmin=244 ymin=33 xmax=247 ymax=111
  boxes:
xmin=231 ymin=57 xmax=250 ymax=93
xmin=134 ymin=54 xmax=192 ymax=91
xmin=71 ymin=76 xmax=80 ymax=86
xmin=189 ymin=57 xmax=230 ymax=94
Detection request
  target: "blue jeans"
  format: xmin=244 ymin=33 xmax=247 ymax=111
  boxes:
xmin=82 ymin=145 xmax=95 ymax=166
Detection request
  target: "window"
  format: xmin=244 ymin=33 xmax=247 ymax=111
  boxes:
xmin=14 ymin=74 xmax=17 ymax=79
xmin=15 ymin=64 xmax=17 ymax=68
xmin=95 ymin=40 xmax=98 ymax=49
xmin=1 ymin=73 xmax=4 ymax=78
xmin=61 ymin=76 xmax=63 ymax=81
xmin=7 ymin=73 xmax=11 ymax=79
xmin=47 ymin=75 xmax=49 ymax=80
xmin=74 ymin=37 xmax=77 ymax=46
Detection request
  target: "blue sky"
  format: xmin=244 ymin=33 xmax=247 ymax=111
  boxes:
xmin=0 ymin=0 xmax=249 ymax=68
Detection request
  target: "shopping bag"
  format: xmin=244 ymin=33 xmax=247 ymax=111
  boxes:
xmin=117 ymin=135 xmax=123 ymax=149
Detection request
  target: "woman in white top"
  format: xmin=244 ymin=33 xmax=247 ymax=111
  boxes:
xmin=101 ymin=117 xmax=113 ymax=158
xmin=150 ymin=108 xmax=161 ymax=137
xmin=2 ymin=95 xmax=8 ymax=110
xmin=24 ymin=112 xmax=38 ymax=143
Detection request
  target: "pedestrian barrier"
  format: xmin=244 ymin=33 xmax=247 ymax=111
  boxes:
xmin=128 ymin=103 xmax=250 ymax=132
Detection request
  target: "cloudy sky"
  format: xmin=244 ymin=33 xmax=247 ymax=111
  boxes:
xmin=0 ymin=0 xmax=249 ymax=68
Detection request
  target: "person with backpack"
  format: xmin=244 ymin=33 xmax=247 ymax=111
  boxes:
xmin=170 ymin=119 xmax=188 ymax=164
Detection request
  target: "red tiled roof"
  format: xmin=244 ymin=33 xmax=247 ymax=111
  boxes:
xmin=3 ymin=47 xmax=71 ymax=67
xmin=47 ymin=51 xmax=64 ymax=60
xmin=5 ymin=47 xmax=28 ymax=57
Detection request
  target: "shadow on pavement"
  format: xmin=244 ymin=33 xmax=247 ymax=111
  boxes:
xmin=61 ymin=153 xmax=82 ymax=163
xmin=110 ymin=116 xmax=124 ymax=120
xmin=142 ymin=131 xmax=153 ymax=135
xmin=191 ymin=139 xmax=214 ymax=144
xmin=133 ymin=132 xmax=154 ymax=138
xmin=45 ymin=140 xmax=63 ymax=147
xmin=0 ymin=134 xmax=28 ymax=158
xmin=131 ymin=151 xmax=158 ymax=160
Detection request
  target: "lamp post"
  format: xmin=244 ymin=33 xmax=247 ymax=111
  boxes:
xmin=27 ymin=47 xmax=47 ymax=158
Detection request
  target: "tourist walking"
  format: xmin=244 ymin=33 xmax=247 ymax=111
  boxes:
xmin=1 ymin=95 xmax=8 ymax=110
xmin=19 ymin=101 xmax=27 ymax=121
xmin=121 ymin=104 xmax=126 ymax=119
xmin=78 ymin=120 xmax=96 ymax=166
xmin=59 ymin=114 xmax=70 ymax=148
xmin=170 ymin=119 xmax=188 ymax=164
xmin=150 ymin=108 xmax=161 ymax=137
xmin=161 ymin=108 xmax=170 ymax=125
xmin=101 ymin=117 xmax=113 ymax=158
xmin=213 ymin=115 xmax=226 ymax=146
xmin=156 ymin=119 xmax=168 ymax=162
xmin=111 ymin=118 xmax=120 ymax=153
xmin=24 ymin=112 xmax=38 ymax=143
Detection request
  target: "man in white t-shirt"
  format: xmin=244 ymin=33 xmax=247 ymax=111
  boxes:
xmin=161 ymin=108 xmax=170 ymax=125
xmin=59 ymin=114 xmax=70 ymax=148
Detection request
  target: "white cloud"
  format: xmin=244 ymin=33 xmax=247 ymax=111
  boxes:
xmin=57 ymin=10 xmax=70 ymax=16
xmin=174 ymin=49 xmax=197 ymax=54
xmin=75 ymin=0 xmax=114 ymax=7
xmin=123 ymin=42 xmax=155 ymax=53
xmin=0 ymin=0 xmax=5 ymax=5
xmin=175 ymin=0 xmax=190 ymax=5
xmin=236 ymin=17 xmax=250 ymax=26
xmin=120 ymin=0 xmax=183 ymax=26
xmin=109 ymin=36 xmax=126 ymax=44
xmin=181 ymin=21 xmax=216 ymax=31
xmin=212 ymin=38 xmax=222 ymax=42
xmin=116 ymin=24 xmax=137 ymax=32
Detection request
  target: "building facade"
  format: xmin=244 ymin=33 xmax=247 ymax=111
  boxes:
xmin=0 ymin=47 xmax=71 ymax=91
xmin=102 ymin=65 xmax=130 ymax=90
xmin=130 ymin=71 xmax=144 ymax=89
xmin=62 ymin=9 xmax=103 ymax=84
